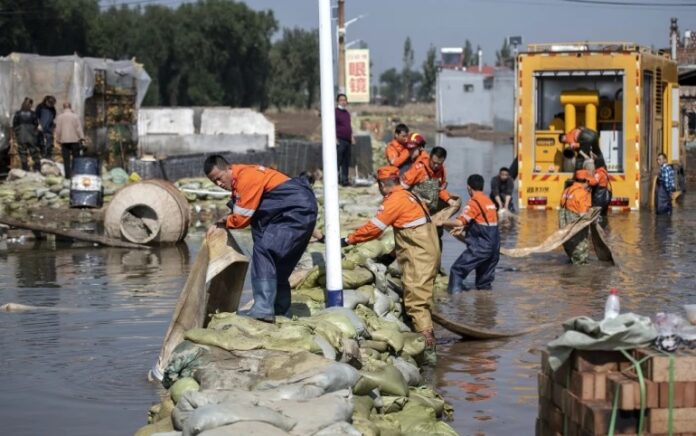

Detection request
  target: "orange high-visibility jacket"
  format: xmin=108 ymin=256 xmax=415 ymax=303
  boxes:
xmin=459 ymin=191 xmax=498 ymax=225
xmin=400 ymin=151 xmax=452 ymax=202
xmin=595 ymin=167 xmax=611 ymax=190
xmin=225 ymin=164 xmax=289 ymax=229
xmin=564 ymin=128 xmax=582 ymax=149
xmin=385 ymin=139 xmax=410 ymax=168
xmin=561 ymin=182 xmax=591 ymax=214
xmin=347 ymin=186 xmax=429 ymax=244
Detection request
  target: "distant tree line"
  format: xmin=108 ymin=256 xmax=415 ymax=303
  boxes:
xmin=0 ymin=0 xmax=514 ymax=109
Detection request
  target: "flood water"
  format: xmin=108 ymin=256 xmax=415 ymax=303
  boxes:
xmin=0 ymin=136 xmax=694 ymax=435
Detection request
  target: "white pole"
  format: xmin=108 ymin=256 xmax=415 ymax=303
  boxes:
xmin=318 ymin=0 xmax=344 ymax=306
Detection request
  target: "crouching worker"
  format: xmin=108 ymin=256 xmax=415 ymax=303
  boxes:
xmin=560 ymin=169 xmax=592 ymax=264
xmin=343 ymin=166 xmax=440 ymax=353
xmin=205 ymin=155 xmax=318 ymax=322
xmin=443 ymin=174 xmax=500 ymax=293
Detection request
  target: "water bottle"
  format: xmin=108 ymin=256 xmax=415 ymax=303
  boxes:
xmin=604 ymin=288 xmax=620 ymax=320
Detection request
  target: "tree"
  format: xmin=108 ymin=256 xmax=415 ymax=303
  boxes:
xmin=463 ymin=40 xmax=474 ymax=67
xmin=379 ymin=68 xmax=402 ymax=106
xmin=419 ymin=46 xmax=437 ymax=102
xmin=496 ymin=38 xmax=514 ymax=68
xmin=268 ymin=28 xmax=319 ymax=109
xmin=401 ymin=37 xmax=415 ymax=103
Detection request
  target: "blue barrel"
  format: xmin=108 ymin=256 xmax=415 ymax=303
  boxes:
xmin=70 ymin=157 xmax=103 ymax=208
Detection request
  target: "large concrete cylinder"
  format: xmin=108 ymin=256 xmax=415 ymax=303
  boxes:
xmin=104 ymin=180 xmax=191 ymax=244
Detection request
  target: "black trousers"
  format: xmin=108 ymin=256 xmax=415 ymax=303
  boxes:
xmin=337 ymin=139 xmax=351 ymax=186
xmin=61 ymin=143 xmax=80 ymax=179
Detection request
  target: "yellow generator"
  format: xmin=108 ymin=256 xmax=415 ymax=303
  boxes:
xmin=515 ymin=42 xmax=683 ymax=210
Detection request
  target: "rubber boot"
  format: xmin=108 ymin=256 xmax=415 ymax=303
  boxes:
xmin=421 ymin=329 xmax=437 ymax=366
xmin=238 ymin=278 xmax=276 ymax=323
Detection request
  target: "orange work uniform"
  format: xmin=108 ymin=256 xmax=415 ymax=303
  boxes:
xmin=595 ymin=167 xmax=610 ymax=189
xmin=225 ymin=164 xmax=289 ymax=229
xmin=347 ymin=186 xmax=439 ymax=333
xmin=385 ymin=139 xmax=410 ymax=168
xmin=561 ymin=182 xmax=591 ymax=214
xmin=400 ymin=151 xmax=452 ymax=202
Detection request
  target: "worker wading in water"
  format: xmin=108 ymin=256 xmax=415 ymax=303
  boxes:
xmin=443 ymin=174 xmax=500 ymax=292
xmin=343 ymin=166 xmax=440 ymax=361
xmin=385 ymin=123 xmax=411 ymax=173
xmin=592 ymin=157 xmax=612 ymax=228
xmin=205 ymin=155 xmax=318 ymax=323
xmin=560 ymin=168 xmax=593 ymax=264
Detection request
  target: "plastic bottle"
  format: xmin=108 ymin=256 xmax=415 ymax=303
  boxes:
xmin=604 ymin=288 xmax=620 ymax=320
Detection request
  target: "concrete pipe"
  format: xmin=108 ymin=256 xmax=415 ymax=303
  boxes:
xmin=104 ymin=180 xmax=191 ymax=244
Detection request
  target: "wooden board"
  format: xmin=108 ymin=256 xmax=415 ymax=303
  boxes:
xmin=431 ymin=311 xmax=545 ymax=339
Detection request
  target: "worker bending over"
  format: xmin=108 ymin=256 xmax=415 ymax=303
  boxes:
xmin=343 ymin=166 xmax=440 ymax=354
xmin=205 ymin=155 xmax=317 ymax=322
xmin=385 ymin=123 xmax=411 ymax=173
xmin=560 ymin=168 xmax=592 ymax=264
xmin=443 ymin=174 xmax=500 ymax=292
xmin=400 ymin=134 xmax=457 ymax=213
xmin=560 ymin=127 xmax=602 ymax=160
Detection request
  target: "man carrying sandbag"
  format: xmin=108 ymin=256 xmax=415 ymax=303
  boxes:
xmin=342 ymin=166 xmax=440 ymax=357
xmin=205 ymin=155 xmax=318 ymax=322
xmin=559 ymin=168 xmax=593 ymax=264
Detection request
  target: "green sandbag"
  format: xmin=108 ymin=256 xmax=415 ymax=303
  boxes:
xmin=44 ymin=176 xmax=63 ymax=186
xmin=310 ymin=319 xmax=345 ymax=349
xmin=407 ymin=421 xmax=459 ymax=436
xmin=297 ymin=266 xmax=323 ymax=289
xmin=309 ymin=311 xmax=358 ymax=338
xmin=352 ymin=395 xmax=374 ymax=418
xmin=319 ymin=266 xmax=374 ymax=289
xmin=369 ymin=414 xmax=401 ymax=436
xmin=134 ymin=417 xmax=174 ymax=436
xmin=207 ymin=313 xmax=274 ymax=335
xmin=370 ymin=328 xmax=404 ymax=352
xmin=401 ymin=332 xmax=426 ymax=356
xmin=170 ymin=377 xmax=200 ymax=404
xmin=355 ymin=285 xmax=376 ymax=305
xmin=147 ymin=398 xmax=175 ymax=424
xmin=353 ymin=363 xmax=409 ymax=397
xmin=352 ymin=417 xmax=380 ymax=436
xmin=408 ymin=386 xmax=448 ymax=418
xmin=294 ymin=287 xmax=325 ymax=302
xmin=262 ymin=325 xmax=322 ymax=353
xmin=185 ymin=327 xmax=263 ymax=351
xmin=361 ymin=340 xmax=389 ymax=352
xmin=380 ymin=395 xmax=409 ymax=413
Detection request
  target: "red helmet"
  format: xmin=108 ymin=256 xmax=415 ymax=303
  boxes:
xmin=405 ymin=132 xmax=426 ymax=149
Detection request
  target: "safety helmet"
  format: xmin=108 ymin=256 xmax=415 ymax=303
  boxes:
xmin=405 ymin=132 xmax=426 ymax=149
xmin=376 ymin=166 xmax=400 ymax=181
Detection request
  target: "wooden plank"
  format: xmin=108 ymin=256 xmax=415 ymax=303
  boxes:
xmin=648 ymin=408 xmax=696 ymax=433
xmin=570 ymin=371 xmax=596 ymax=401
xmin=636 ymin=348 xmax=696 ymax=382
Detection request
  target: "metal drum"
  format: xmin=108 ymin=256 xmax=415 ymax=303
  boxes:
xmin=70 ymin=157 xmax=103 ymax=208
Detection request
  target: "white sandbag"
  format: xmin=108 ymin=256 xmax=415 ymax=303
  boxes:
xmin=391 ymin=357 xmax=422 ymax=387
xmin=269 ymin=390 xmax=353 ymax=435
xmin=198 ymin=422 xmax=288 ymax=435
xmin=342 ymin=289 xmax=370 ymax=310
xmin=312 ymin=422 xmax=362 ymax=435
xmin=181 ymin=403 xmax=295 ymax=436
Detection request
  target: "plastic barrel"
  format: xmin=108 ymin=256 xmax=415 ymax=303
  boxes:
xmin=104 ymin=180 xmax=191 ymax=244
xmin=70 ymin=157 xmax=103 ymax=208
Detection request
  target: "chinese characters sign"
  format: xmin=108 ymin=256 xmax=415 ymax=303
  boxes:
xmin=345 ymin=49 xmax=370 ymax=103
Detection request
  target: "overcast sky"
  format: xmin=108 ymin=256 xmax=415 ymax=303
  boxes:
xmin=240 ymin=0 xmax=696 ymax=77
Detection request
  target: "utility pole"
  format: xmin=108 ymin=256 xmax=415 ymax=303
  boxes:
xmin=337 ymin=0 xmax=346 ymax=93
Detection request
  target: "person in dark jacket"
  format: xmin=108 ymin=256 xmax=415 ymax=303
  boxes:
xmin=335 ymin=93 xmax=353 ymax=186
xmin=12 ymin=98 xmax=41 ymax=172
xmin=490 ymin=167 xmax=515 ymax=212
xmin=443 ymin=174 xmax=501 ymax=292
xmin=205 ymin=155 xmax=318 ymax=322
xmin=36 ymin=95 xmax=57 ymax=159
xmin=656 ymin=153 xmax=676 ymax=216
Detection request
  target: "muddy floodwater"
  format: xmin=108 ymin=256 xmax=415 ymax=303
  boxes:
xmin=1 ymin=137 xmax=695 ymax=435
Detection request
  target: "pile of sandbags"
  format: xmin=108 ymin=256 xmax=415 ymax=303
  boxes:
xmin=138 ymin=230 xmax=457 ymax=436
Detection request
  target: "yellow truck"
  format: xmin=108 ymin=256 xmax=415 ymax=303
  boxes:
xmin=515 ymin=42 xmax=683 ymax=210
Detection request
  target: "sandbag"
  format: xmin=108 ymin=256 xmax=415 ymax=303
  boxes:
xmin=134 ymin=417 xmax=175 ymax=436
xmin=352 ymin=395 xmax=374 ymax=418
xmin=353 ymin=363 xmax=409 ymax=397
xmin=269 ymin=390 xmax=353 ymax=435
xmin=391 ymin=357 xmax=422 ymax=386
xmin=255 ymin=362 xmax=360 ymax=397
xmin=163 ymin=341 xmax=210 ymax=388
xmin=401 ymin=332 xmax=426 ymax=357
xmin=179 ymin=403 xmax=295 ymax=436
xmin=370 ymin=328 xmax=404 ymax=352
xmin=408 ymin=386 xmax=451 ymax=418
xmin=342 ymin=289 xmax=370 ymax=310
xmin=170 ymin=377 xmax=200 ymax=404
xmin=312 ymin=422 xmax=362 ymax=436
xmin=198 ymin=422 xmax=289 ymax=436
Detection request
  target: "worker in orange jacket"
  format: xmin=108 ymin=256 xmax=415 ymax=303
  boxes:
xmin=385 ymin=123 xmax=411 ymax=172
xmin=205 ymin=155 xmax=317 ymax=322
xmin=560 ymin=127 xmax=602 ymax=160
xmin=560 ymin=168 xmax=593 ymax=264
xmin=592 ymin=157 xmax=612 ymax=227
xmin=343 ymin=165 xmax=440 ymax=356
xmin=400 ymin=134 xmax=457 ymax=212
xmin=442 ymin=174 xmax=500 ymax=292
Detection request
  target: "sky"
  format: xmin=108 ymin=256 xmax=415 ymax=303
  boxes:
xmin=238 ymin=0 xmax=696 ymax=77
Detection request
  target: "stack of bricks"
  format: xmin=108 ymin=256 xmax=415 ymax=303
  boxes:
xmin=537 ymin=348 xmax=696 ymax=435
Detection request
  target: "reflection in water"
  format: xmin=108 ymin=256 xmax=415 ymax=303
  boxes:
xmin=434 ymin=137 xmax=696 ymax=434
xmin=0 ymin=236 xmax=196 ymax=436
